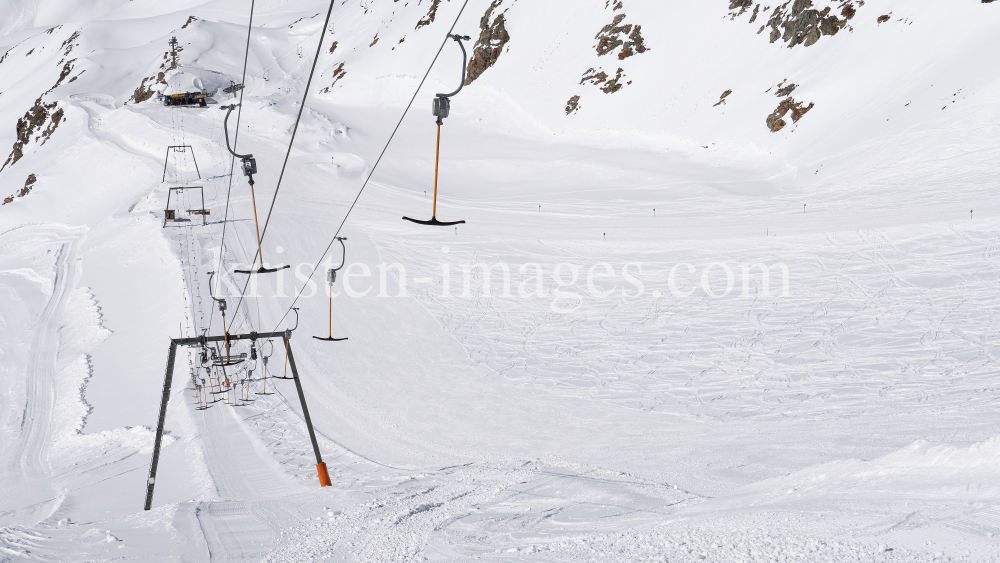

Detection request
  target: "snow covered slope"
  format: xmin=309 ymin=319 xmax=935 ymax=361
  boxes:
xmin=1 ymin=0 xmax=1000 ymax=561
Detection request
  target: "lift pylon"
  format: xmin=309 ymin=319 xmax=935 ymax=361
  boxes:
xmin=144 ymin=328 xmax=331 ymax=511
xmin=162 ymin=146 xmax=202 ymax=183
xmin=163 ymin=186 xmax=209 ymax=227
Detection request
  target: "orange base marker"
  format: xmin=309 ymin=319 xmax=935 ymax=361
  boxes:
xmin=316 ymin=462 xmax=332 ymax=487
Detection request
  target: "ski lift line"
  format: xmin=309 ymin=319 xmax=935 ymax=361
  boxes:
xmin=214 ymin=0 xmax=257 ymax=300
xmin=224 ymin=0 xmax=340 ymax=329
xmin=242 ymin=0 xmax=473 ymax=334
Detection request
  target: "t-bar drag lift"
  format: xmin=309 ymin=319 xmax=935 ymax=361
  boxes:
xmin=403 ymin=33 xmax=471 ymax=227
xmin=208 ymin=271 xmax=245 ymax=366
xmin=221 ymin=104 xmax=290 ymax=274
xmin=314 ymin=237 xmax=349 ymax=342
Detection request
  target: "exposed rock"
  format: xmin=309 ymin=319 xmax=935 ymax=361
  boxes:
xmin=181 ymin=16 xmax=198 ymax=29
xmin=728 ymin=0 xmax=755 ymax=19
xmin=18 ymin=174 xmax=37 ymax=197
xmin=2 ymin=173 xmax=36 ymax=205
xmin=877 ymin=14 xmax=890 ymax=23
xmin=319 ymin=63 xmax=347 ymax=93
xmin=128 ymin=72 xmax=167 ymax=105
xmin=595 ymin=13 xmax=648 ymax=59
xmin=565 ymin=95 xmax=581 ymax=115
xmin=465 ymin=0 xmax=509 ymax=86
xmin=767 ymin=96 xmax=814 ymax=132
xmin=732 ymin=1 xmax=862 ymax=48
xmin=581 ymin=67 xmax=627 ymax=93
xmin=60 ymin=30 xmax=80 ymax=60
xmin=714 ymin=89 xmax=733 ymax=106
xmin=775 ymin=82 xmax=797 ymax=97
xmin=370 ymin=33 xmax=379 ymax=47
xmin=48 ymin=59 xmax=76 ymax=93
xmin=596 ymin=14 xmax=627 ymax=56
xmin=329 ymin=40 xmax=339 ymax=54
xmin=581 ymin=68 xmax=608 ymax=86
xmin=416 ymin=0 xmax=444 ymax=30
xmin=2 ymin=98 xmax=62 ymax=171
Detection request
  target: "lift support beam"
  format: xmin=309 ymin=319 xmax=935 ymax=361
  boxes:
xmin=144 ymin=329 xmax=330 ymax=511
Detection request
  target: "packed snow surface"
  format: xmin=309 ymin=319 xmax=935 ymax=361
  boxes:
xmin=1 ymin=0 xmax=1000 ymax=561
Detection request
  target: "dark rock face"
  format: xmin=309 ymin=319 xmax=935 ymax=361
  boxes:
xmin=565 ymin=95 xmax=581 ymax=115
xmin=129 ymin=72 xmax=167 ymax=105
xmin=767 ymin=96 xmax=814 ymax=132
xmin=776 ymin=82 xmax=798 ymax=97
xmin=594 ymin=13 xmax=648 ymax=59
xmin=581 ymin=67 xmax=627 ymax=93
xmin=3 ymin=173 xmax=37 ymax=205
xmin=729 ymin=0 xmax=863 ymax=48
xmin=714 ymin=89 xmax=733 ymax=106
xmin=571 ymin=1 xmax=645 ymax=107
xmin=319 ymin=63 xmax=347 ymax=93
xmin=18 ymin=174 xmax=37 ymax=198
xmin=465 ymin=0 xmax=509 ymax=85
xmin=415 ymin=0 xmax=443 ymax=30
xmin=2 ymin=98 xmax=62 ymax=171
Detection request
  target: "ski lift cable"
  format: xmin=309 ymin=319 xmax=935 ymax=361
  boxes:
xmin=223 ymin=0 xmax=341 ymax=329
xmin=258 ymin=0 xmax=473 ymax=334
xmin=213 ymin=0 xmax=257 ymax=319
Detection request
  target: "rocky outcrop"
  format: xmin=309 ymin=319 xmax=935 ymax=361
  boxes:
xmin=767 ymin=97 xmax=814 ymax=132
xmin=775 ymin=82 xmax=797 ymax=97
xmin=319 ymin=63 xmax=347 ymax=93
xmin=416 ymin=0 xmax=444 ymax=30
xmin=3 ymin=174 xmax=36 ymax=205
xmin=465 ymin=0 xmax=509 ymax=85
xmin=594 ymin=13 xmax=648 ymax=59
xmin=2 ymin=98 xmax=63 ymax=171
xmin=565 ymin=95 xmax=581 ymax=115
xmin=128 ymin=72 xmax=167 ymax=104
xmin=729 ymin=0 xmax=864 ymax=48
xmin=581 ymin=67 xmax=628 ymax=94
xmin=714 ymin=89 xmax=733 ymax=106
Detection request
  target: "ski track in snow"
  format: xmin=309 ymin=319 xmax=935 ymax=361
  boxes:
xmin=0 ymin=224 xmax=85 ymax=513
